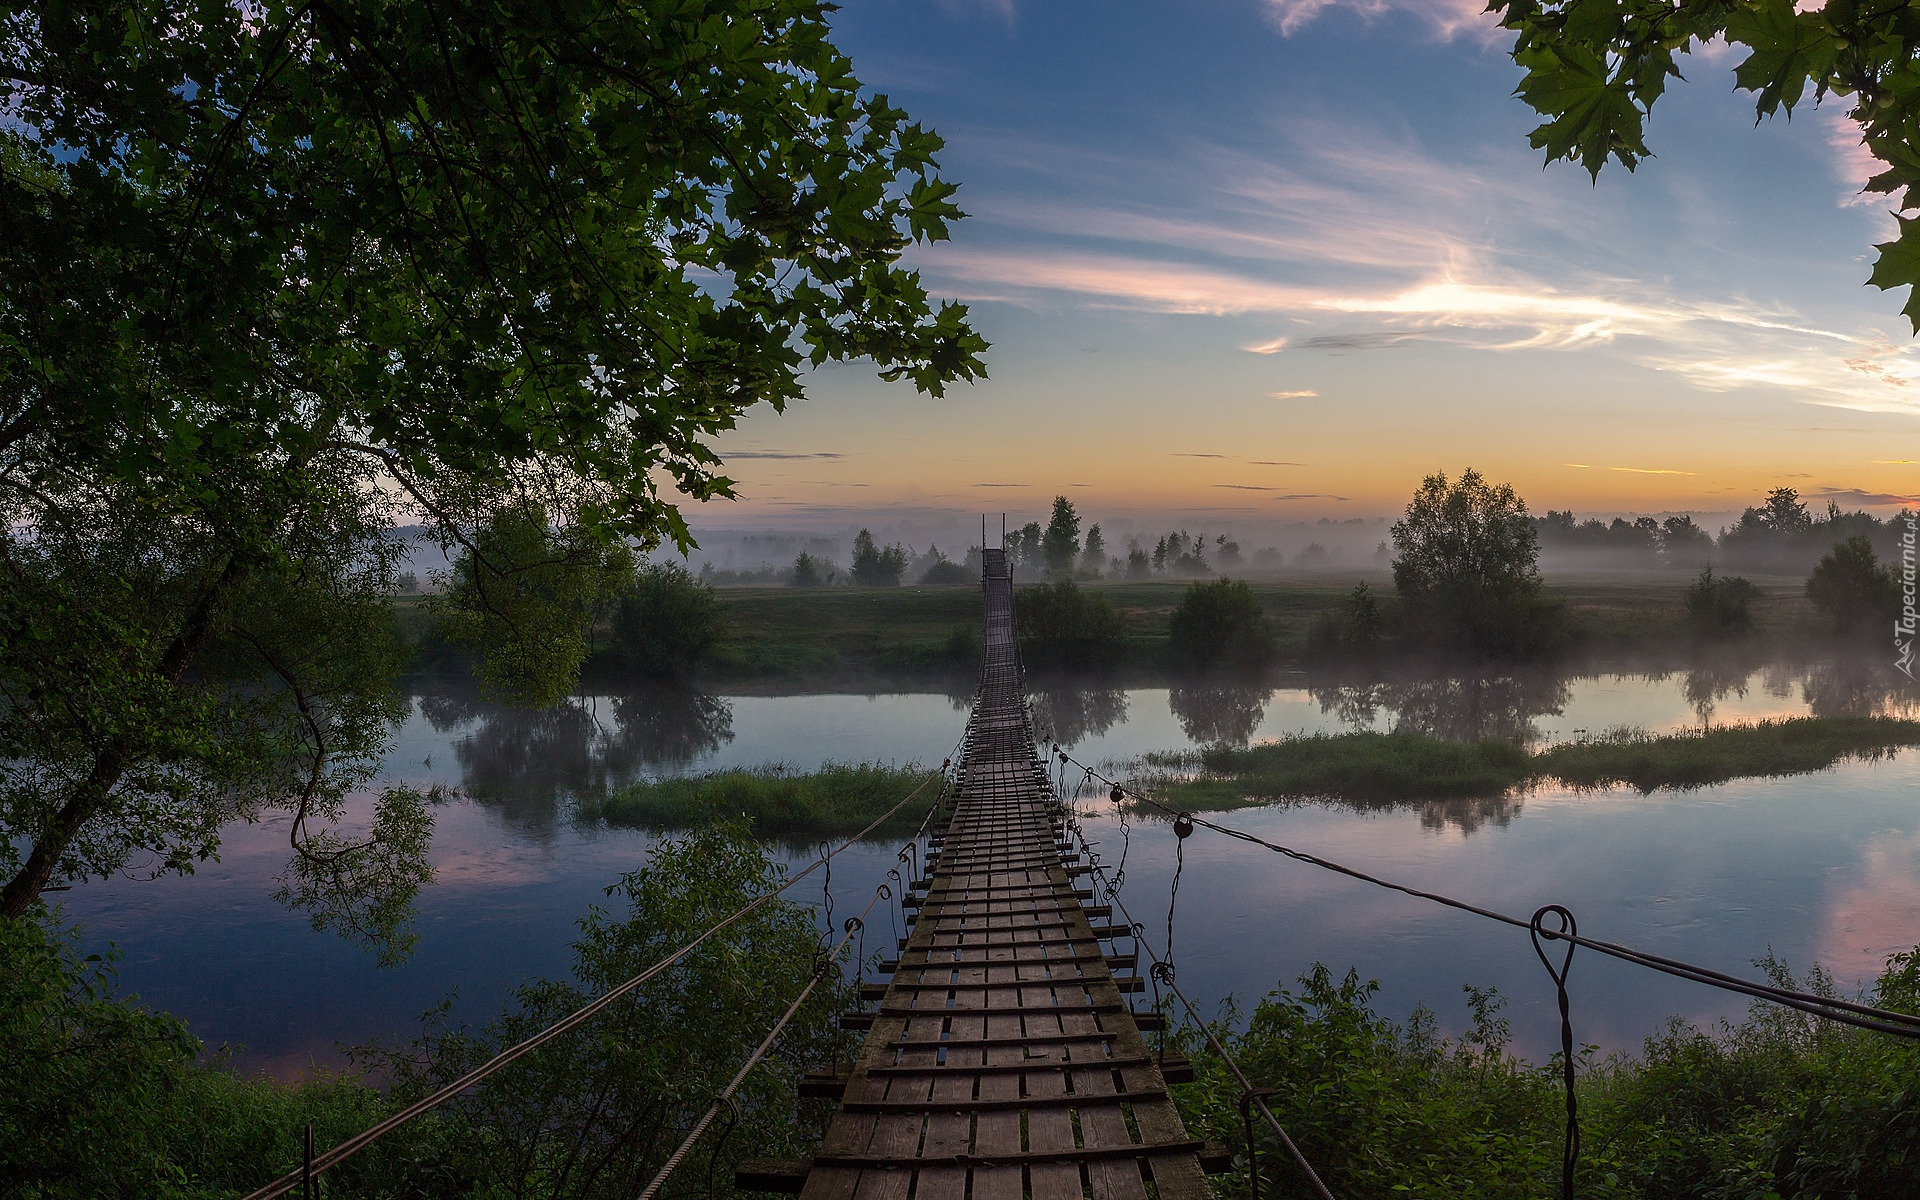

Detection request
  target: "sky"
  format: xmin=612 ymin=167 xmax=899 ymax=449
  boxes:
xmin=695 ymin=0 xmax=1920 ymax=540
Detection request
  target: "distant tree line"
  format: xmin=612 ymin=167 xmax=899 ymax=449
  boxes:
xmin=1535 ymin=486 xmax=1913 ymax=575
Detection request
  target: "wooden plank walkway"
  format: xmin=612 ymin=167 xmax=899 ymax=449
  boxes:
xmin=791 ymin=548 xmax=1213 ymax=1200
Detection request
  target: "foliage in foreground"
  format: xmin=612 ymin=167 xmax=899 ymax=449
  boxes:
xmin=1173 ymin=951 xmax=1920 ymax=1200
xmin=1148 ymin=717 xmax=1920 ymax=807
xmin=1 ymin=824 xmax=854 ymax=1198
xmin=581 ymin=762 xmax=942 ymax=837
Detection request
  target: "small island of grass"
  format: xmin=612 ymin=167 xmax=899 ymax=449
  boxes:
xmin=580 ymin=761 xmax=943 ymax=838
xmin=1146 ymin=716 xmax=1920 ymax=809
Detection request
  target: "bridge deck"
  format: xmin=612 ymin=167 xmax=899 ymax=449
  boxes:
xmin=796 ymin=549 xmax=1211 ymax=1200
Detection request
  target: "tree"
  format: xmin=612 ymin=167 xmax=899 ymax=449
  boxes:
xmin=1007 ymin=522 xmax=1044 ymax=577
xmin=1684 ymin=566 xmax=1762 ymax=638
xmin=788 ymin=552 xmax=831 ymax=588
xmin=849 ymin=529 xmax=908 ymax=587
xmin=1491 ymin=1 xmax=1920 ymax=327
xmin=1014 ymin=582 xmax=1126 ymax=670
xmin=0 ymin=0 xmax=985 ymax=930
xmin=1081 ymin=524 xmax=1107 ymax=576
xmin=1042 ymin=496 xmax=1082 ymax=576
xmin=1806 ymin=535 xmax=1898 ymax=634
xmin=609 ymin=562 xmax=728 ymax=679
xmin=1168 ymin=578 xmax=1279 ymax=669
xmin=1390 ymin=469 xmax=1559 ymax=655
xmin=1662 ymin=515 xmax=1713 ymax=567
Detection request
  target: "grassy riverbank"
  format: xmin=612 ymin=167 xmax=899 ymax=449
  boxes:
xmin=579 ymin=761 xmax=942 ymax=837
xmin=1148 ymin=716 xmax=1920 ymax=808
xmin=396 ymin=570 xmax=1834 ymax=687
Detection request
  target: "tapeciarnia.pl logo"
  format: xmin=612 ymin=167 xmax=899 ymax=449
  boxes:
xmin=1898 ymin=511 xmax=1916 ymax=679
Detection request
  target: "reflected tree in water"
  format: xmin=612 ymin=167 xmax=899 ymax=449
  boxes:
xmin=1311 ymin=672 xmax=1571 ymax=744
xmin=1804 ymin=659 xmax=1920 ymax=719
xmin=1030 ymin=684 xmax=1129 ymax=747
xmin=600 ymin=688 xmax=736 ymax=775
xmin=412 ymin=681 xmax=735 ymax=833
xmin=1169 ymin=684 xmax=1272 ymax=748
xmin=1683 ymin=660 xmax=1755 ymax=726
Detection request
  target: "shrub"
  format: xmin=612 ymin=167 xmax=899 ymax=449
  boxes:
xmin=849 ymin=529 xmax=907 ymax=587
xmin=1014 ymin=581 xmax=1126 ymax=669
xmin=1307 ymin=582 xmax=1388 ymax=655
xmin=919 ymin=556 xmax=973 ymax=586
xmin=787 ymin=551 xmax=833 ymax=587
xmin=1168 ymin=577 xmax=1278 ymax=668
xmin=610 ymin=561 xmax=728 ymax=677
xmin=1806 ymin=534 xmax=1898 ymax=634
xmin=1683 ymin=565 xmax=1762 ymax=637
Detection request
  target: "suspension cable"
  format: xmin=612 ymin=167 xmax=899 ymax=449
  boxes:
xmin=238 ymin=772 xmax=943 ymax=1200
xmin=1060 ymin=785 xmax=1335 ymax=1200
xmin=1054 ymin=749 xmax=1920 ymax=1039
xmin=636 ymin=881 xmax=893 ymax=1200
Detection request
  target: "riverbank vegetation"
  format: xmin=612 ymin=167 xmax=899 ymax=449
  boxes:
xmin=580 ymin=762 xmax=942 ymax=838
xmin=1143 ymin=716 xmax=1920 ymax=808
xmin=3 ymin=825 xmax=852 ymax=1198
xmin=10 ymin=828 xmax=1918 ymax=1199
xmin=1172 ymin=951 xmax=1920 ymax=1200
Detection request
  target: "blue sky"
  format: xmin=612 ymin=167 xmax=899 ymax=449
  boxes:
xmin=701 ymin=0 xmax=1920 ymax=537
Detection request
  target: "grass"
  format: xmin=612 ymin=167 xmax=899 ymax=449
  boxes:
xmin=579 ymin=761 xmax=942 ymax=837
xmin=1148 ymin=716 xmax=1920 ymax=807
xmin=1535 ymin=716 xmax=1920 ymax=792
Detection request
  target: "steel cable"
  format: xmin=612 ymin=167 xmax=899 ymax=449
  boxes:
xmin=1053 ymin=749 xmax=1920 ymax=1039
xmin=238 ymin=773 xmax=942 ymax=1200
xmin=635 ymin=884 xmax=891 ymax=1200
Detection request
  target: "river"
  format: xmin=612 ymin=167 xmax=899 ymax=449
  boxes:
xmin=55 ymin=656 xmax=1920 ymax=1076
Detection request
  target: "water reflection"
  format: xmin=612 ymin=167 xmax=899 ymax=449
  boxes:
xmin=1803 ymin=658 xmax=1920 ymax=719
xmin=1309 ymin=671 xmax=1572 ymax=743
xmin=1031 ymin=683 xmax=1128 ymax=747
xmin=1168 ymin=683 xmax=1272 ymax=747
xmin=412 ymin=680 xmax=735 ymax=833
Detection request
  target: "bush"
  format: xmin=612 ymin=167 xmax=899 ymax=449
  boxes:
xmin=787 ymin=552 xmax=834 ymax=587
xmin=919 ymin=557 xmax=973 ymax=586
xmin=1683 ymin=565 xmax=1762 ymax=637
xmin=1172 ymin=951 xmax=1920 ymax=1200
xmin=609 ymin=561 xmax=728 ymax=677
xmin=1014 ymin=581 xmax=1126 ymax=669
xmin=1168 ymin=577 xmax=1278 ymax=668
xmin=1307 ymin=582 xmax=1388 ymax=656
xmin=1806 ymin=534 xmax=1898 ymax=634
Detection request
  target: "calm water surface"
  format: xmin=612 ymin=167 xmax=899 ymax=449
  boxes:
xmin=58 ymin=660 xmax=1920 ymax=1075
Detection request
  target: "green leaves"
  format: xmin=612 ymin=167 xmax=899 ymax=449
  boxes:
xmin=1491 ymin=0 xmax=1920 ymax=328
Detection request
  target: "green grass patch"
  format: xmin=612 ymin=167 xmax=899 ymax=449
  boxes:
xmin=580 ymin=761 xmax=941 ymax=837
xmin=1151 ymin=716 xmax=1920 ymax=807
xmin=1534 ymin=716 xmax=1920 ymax=792
xmin=1180 ymin=732 xmax=1532 ymax=807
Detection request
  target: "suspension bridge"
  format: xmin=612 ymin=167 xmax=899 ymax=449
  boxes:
xmin=744 ymin=546 xmax=1218 ymax=1200
xmin=242 ymin=542 xmax=1920 ymax=1200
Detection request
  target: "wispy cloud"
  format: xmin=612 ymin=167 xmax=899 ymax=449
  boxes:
xmin=725 ymin=450 xmax=847 ymax=460
xmin=1813 ymin=487 xmax=1920 ymax=506
xmin=1252 ymin=460 xmax=1307 ymax=466
xmin=1567 ymin=463 xmax=1697 ymax=475
xmin=1269 ymin=389 xmax=1319 ymax=399
xmin=1875 ymin=459 xmax=1920 ymax=464
xmin=1262 ymin=0 xmax=1496 ymax=41
xmin=1271 ymin=492 xmax=1350 ymax=501
xmin=1173 ymin=452 xmax=1229 ymax=459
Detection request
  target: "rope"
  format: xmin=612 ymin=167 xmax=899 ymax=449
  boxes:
xmin=238 ymin=773 xmax=941 ymax=1200
xmin=1530 ymin=905 xmax=1580 ymax=1200
xmin=1060 ymin=797 xmax=1335 ymax=1200
xmin=635 ymin=886 xmax=890 ymax=1200
xmin=1054 ymin=748 xmax=1920 ymax=1040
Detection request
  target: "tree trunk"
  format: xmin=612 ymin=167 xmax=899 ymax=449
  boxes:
xmin=0 ymin=554 xmax=245 ymax=916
